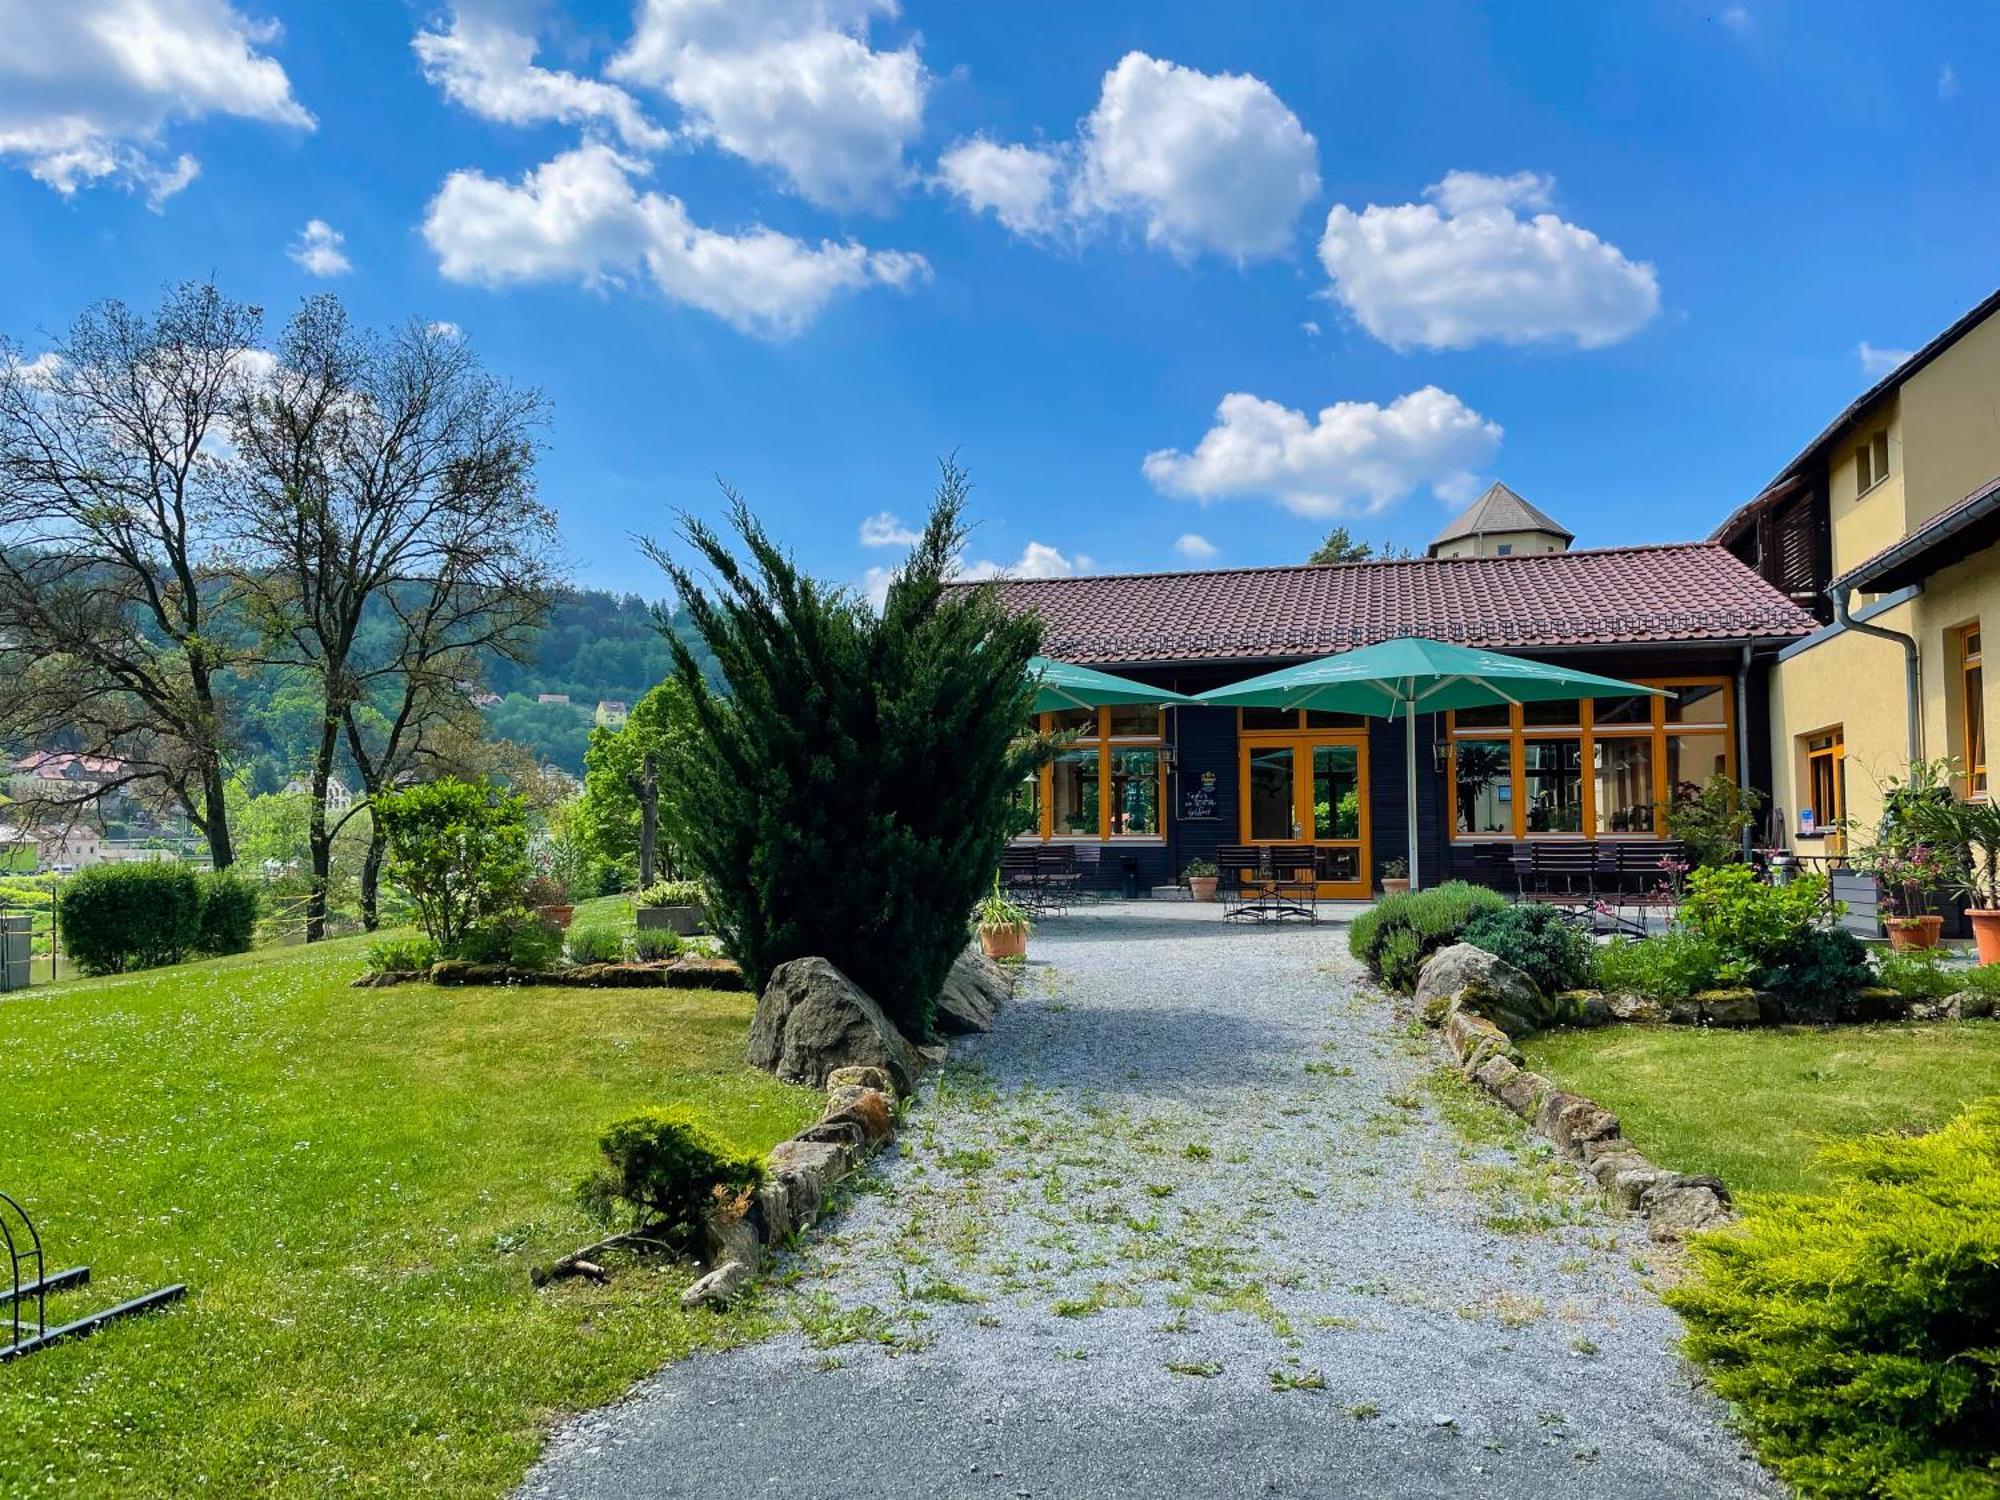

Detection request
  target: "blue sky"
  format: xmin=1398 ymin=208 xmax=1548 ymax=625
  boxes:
xmin=3 ymin=1 xmax=1997 ymax=598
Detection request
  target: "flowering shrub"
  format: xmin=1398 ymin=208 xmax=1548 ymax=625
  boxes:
xmin=1678 ymin=865 xmax=1832 ymax=983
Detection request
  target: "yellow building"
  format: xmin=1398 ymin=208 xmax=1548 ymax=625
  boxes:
xmin=1426 ymin=482 xmax=1574 ymax=559
xmin=1713 ymin=287 xmax=2000 ymax=853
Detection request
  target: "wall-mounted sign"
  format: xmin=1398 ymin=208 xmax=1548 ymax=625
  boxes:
xmin=1180 ymin=768 xmax=1220 ymax=821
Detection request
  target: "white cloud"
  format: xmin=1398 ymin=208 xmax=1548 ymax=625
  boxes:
xmin=1939 ymin=63 xmax=1960 ymax=99
xmin=1301 ymin=320 xmax=1322 ymax=338
xmin=1076 ymin=52 xmax=1319 ymax=261
xmin=958 ymin=541 xmax=1092 ymax=582
xmin=429 ymin=320 xmax=464 ymax=338
xmin=0 ymin=0 xmax=311 ymax=204
xmin=939 ymin=51 xmax=1319 ymax=264
xmin=1720 ymin=6 xmax=1752 ymax=34
xmin=1317 ymin=170 xmax=1660 ymax=350
xmin=609 ymin=0 xmax=926 ymax=210
xmin=1173 ymin=533 xmax=1218 ymax=561
xmin=421 ymin=143 xmax=927 ymax=338
xmin=1142 ymin=385 xmax=1502 ymax=518
xmin=414 ymin=2 xmax=668 ymax=152
xmin=287 ymin=218 xmax=351 ymax=277
xmin=936 ymin=137 xmax=1062 ymax=237
xmin=1858 ymin=341 xmax=1914 ymax=377
xmin=859 ymin=510 xmax=921 ymax=547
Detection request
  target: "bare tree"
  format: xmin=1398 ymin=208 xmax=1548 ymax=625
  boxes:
xmin=229 ymin=298 xmax=556 ymax=939
xmin=0 ymin=282 xmax=266 ymax=866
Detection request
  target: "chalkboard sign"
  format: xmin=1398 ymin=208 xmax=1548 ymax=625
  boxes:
xmin=1179 ymin=768 xmax=1220 ymax=821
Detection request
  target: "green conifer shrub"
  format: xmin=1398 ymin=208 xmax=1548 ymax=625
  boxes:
xmin=1667 ymin=1098 xmax=2000 ymax=1496
xmin=650 ymin=460 xmax=1046 ymax=1038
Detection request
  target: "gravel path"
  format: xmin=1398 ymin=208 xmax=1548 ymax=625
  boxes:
xmin=522 ymin=902 xmax=1774 ymax=1500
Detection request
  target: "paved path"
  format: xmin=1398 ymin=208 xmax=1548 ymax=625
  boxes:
xmin=523 ymin=903 xmax=1773 ymax=1499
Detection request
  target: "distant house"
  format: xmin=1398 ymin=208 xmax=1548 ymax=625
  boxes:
xmin=595 ymin=699 xmax=630 ymax=728
xmin=34 ymin=825 xmax=104 ymax=871
xmin=8 ymin=751 xmax=124 ymax=802
xmin=537 ymin=693 xmax=572 ymax=706
xmin=281 ymin=775 xmax=354 ymax=813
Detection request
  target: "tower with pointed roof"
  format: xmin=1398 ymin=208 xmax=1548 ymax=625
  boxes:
xmin=1426 ymin=482 xmax=1574 ymax=558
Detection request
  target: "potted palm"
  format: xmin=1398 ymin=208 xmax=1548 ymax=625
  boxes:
xmin=1907 ymin=791 xmax=2000 ymax=964
xmin=976 ymin=881 xmax=1032 ymax=961
xmin=1379 ymin=857 xmax=1410 ymax=897
xmin=1183 ymin=858 xmax=1219 ymax=902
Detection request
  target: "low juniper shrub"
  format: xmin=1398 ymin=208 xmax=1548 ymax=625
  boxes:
xmin=564 ymin=924 xmax=626 ymax=965
xmin=1666 ymin=1097 xmax=2000 ymax=1497
xmin=575 ymin=1110 xmax=766 ymax=1244
xmin=1459 ymin=903 xmax=1593 ymax=996
xmin=1761 ymin=927 xmax=1875 ymax=1024
xmin=1348 ymin=881 xmax=1509 ymax=993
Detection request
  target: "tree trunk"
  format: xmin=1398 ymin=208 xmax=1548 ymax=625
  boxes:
xmin=305 ymin=712 xmax=340 ymax=943
xmin=638 ymin=752 xmax=658 ymax=891
xmin=360 ymin=825 xmax=385 ymax=932
xmin=200 ymin=758 xmax=235 ymax=870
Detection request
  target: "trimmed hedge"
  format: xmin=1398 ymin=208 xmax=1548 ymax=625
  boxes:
xmin=196 ymin=868 xmax=261 ymax=957
xmin=58 ymin=862 xmax=207 ymax=975
xmin=1348 ymin=881 xmax=1508 ymax=993
xmin=1667 ymin=1097 xmax=2000 ymax=1496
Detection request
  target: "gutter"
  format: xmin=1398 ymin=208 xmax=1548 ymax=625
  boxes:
xmin=1828 ymin=582 xmax=1922 ymax=761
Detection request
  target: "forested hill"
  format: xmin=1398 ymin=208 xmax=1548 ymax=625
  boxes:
xmin=477 ymin=588 xmax=717 ymax=773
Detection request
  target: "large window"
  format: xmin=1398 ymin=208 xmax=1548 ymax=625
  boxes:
xmin=1802 ymin=728 xmax=1845 ymax=839
xmin=1961 ymin=624 xmax=1986 ymax=799
xmin=1447 ymin=677 xmax=1734 ymax=839
xmin=1020 ymin=707 xmax=1167 ymax=840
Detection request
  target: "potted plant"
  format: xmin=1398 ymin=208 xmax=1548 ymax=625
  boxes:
xmin=976 ymin=881 xmax=1031 ymax=961
xmin=1904 ymin=787 xmax=2000 ymax=964
xmin=1874 ymin=846 xmax=1951 ymax=951
xmin=524 ymin=873 xmax=574 ymax=930
xmin=1183 ymin=858 xmax=1219 ymax=902
xmin=637 ymin=877 xmax=708 ymax=937
xmin=1379 ymin=857 xmax=1409 ymax=897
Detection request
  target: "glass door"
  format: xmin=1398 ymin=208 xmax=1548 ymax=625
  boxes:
xmin=1239 ymin=734 xmax=1370 ymax=898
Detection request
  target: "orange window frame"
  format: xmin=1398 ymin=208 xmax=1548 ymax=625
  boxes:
xmin=1803 ymin=728 xmax=1845 ymax=837
xmin=1021 ymin=707 xmax=1168 ymax=841
xmin=1445 ymin=676 xmax=1735 ymax=841
xmin=1960 ymin=625 xmax=1986 ymax=799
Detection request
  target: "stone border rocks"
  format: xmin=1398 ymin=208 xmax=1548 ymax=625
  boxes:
xmin=1420 ymin=942 xmax=1735 ymax=1244
xmin=683 ymin=944 xmax=1015 ymax=1310
xmin=356 ymin=956 xmax=747 ymax=991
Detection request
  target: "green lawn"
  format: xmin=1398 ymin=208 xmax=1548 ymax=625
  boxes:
xmin=1521 ymin=1022 xmax=2000 ymax=1198
xmin=0 ymin=911 xmax=819 ymax=1498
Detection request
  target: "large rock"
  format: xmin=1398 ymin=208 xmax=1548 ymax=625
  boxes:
xmin=1415 ymin=943 xmax=1553 ymax=1038
xmin=747 ymin=957 xmax=922 ymax=1092
xmin=933 ymin=946 xmax=1011 ymax=1036
xmin=1641 ymin=1177 xmax=1734 ymax=1241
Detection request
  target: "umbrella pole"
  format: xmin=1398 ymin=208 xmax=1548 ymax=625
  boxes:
xmin=1405 ymin=704 xmax=1420 ymax=892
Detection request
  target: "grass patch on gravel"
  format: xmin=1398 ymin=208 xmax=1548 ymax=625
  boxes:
xmin=0 ymin=925 xmax=820 ymax=1498
xmin=1519 ymin=1022 xmax=2000 ymax=1197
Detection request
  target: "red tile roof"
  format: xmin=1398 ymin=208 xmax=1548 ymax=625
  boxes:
xmin=975 ymin=544 xmax=1819 ymax=666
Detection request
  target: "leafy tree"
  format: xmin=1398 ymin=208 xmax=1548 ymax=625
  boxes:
xmin=0 ymin=281 xmax=264 ymax=865
xmin=227 ymin=298 xmax=556 ymax=939
xmin=650 ymin=459 xmax=1047 ymax=1037
xmin=573 ymin=678 xmax=696 ymax=887
xmin=373 ymin=776 xmax=529 ymax=954
xmin=1308 ymin=526 xmax=1413 ymax=565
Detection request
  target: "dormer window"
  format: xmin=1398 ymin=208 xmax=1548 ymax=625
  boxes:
xmin=1855 ymin=430 xmax=1890 ymax=497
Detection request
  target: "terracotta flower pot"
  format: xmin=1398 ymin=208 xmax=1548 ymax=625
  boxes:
xmin=1968 ymin=908 xmax=2000 ymax=965
xmin=1187 ymin=876 xmax=1219 ymax=902
xmin=979 ymin=922 xmax=1028 ymax=961
xmin=1885 ymin=914 xmax=1944 ymax=951
xmin=1380 ymin=878 xmax=1410 ymax=897
xmin=535 ymin=902 xmax=575 ymax=930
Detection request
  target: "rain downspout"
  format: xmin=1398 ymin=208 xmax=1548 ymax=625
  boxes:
xmin=1829 ymin=583 xmax=1922 ymax=763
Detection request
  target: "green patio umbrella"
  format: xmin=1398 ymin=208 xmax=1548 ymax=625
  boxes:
xmin=1193 ymin=638 xmax=1663 ymax=891
xmin=1029 ymin=656 xmax=1195 ymax=713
